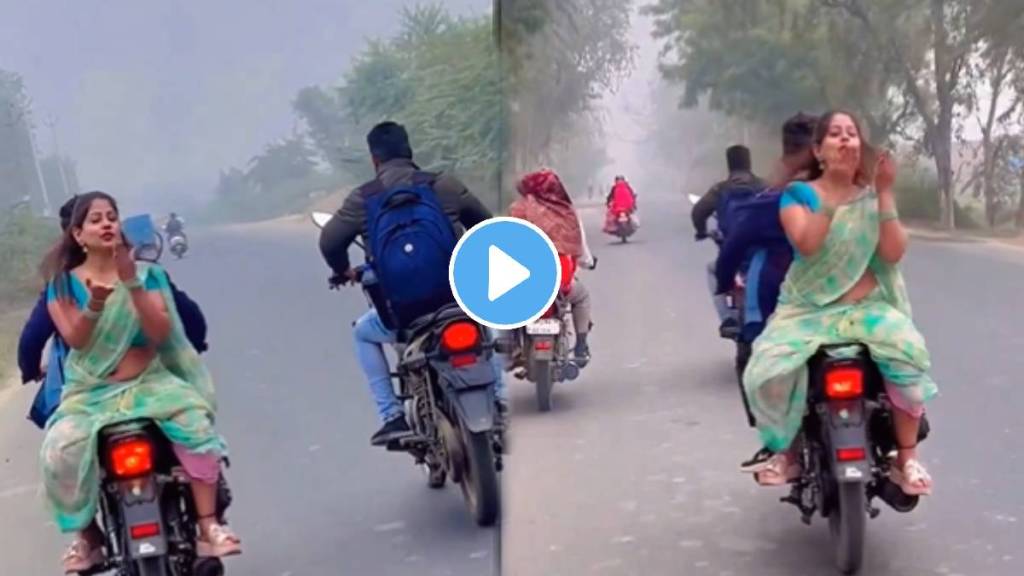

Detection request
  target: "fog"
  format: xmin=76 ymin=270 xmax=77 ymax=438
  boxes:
xmin=0 ymin=0 xmax=487 ymax=214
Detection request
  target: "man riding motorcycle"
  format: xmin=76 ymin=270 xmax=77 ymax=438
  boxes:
xmin=317 ymin=121 xmax=507 ymax=446
xmin=714 ymin=114 xmax=817 ymax=445
xmin=166 ymin=212 xmax=185 ymax=238
xmin=691 ymin=145 xmax=766 ymax=335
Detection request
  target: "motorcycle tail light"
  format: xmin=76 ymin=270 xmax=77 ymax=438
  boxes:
xmin=130 ymin=522 xmax=161 ymax=540
xmin=836 ymin=448 xmax=866 ymax=462
xmin=534 ymin=340 xmax=553 ymax=351
xmin=110 ymin=438 xmax=154 ymax=479
xmin=825 ymin=367 xmax=863 ymax=399
xmin=441 ymin=321 xmax=480 ymax=353
xmin=450 ymin=354 xmax=477 ymax=368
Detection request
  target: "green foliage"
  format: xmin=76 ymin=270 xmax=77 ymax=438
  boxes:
xmin=1 ymin=69 xmax=45 ymax=212
xmin=0 ymin=206 xmax=57 ymax=309
xmin=894 ymin=168 xmax=941 ymax=223
xmin=295 ymin=5 xmax=502 ymax=207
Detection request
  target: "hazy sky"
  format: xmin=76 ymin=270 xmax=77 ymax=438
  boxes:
xmin=0 ymin=0 xmax=487 ymax=211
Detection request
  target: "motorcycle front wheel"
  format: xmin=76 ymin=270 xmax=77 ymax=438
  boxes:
xmin=459 ymin=427 xmax=500 ymax=527
xmin=829 ymin=482 xmax=866 ymax=575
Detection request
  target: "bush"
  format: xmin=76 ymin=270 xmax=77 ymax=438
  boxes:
xmin=0 ymin=207 xmax=57 ymax=311
xmin=894 ymin=168 xmax=942 ymax=223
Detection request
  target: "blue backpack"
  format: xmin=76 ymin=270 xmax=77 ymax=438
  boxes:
xmin=715 ymin=183 xmax=763 ymax=238
xmin=361 ymin=172 xmax=458 ymax=330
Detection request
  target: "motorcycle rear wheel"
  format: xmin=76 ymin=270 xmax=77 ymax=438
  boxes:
xmin=829 ymin=482 xmax=866 ymax=575
xmin=459 ymin=427 xmax=500 ymax=527
xmin=533 ymin=360 xmax=553 ymax=412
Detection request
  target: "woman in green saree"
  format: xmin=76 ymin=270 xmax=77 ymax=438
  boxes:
xmin=742 ymin=112 xmax=937 ymax=496
xmin=39 ymin=192 xmax=242 ymax=573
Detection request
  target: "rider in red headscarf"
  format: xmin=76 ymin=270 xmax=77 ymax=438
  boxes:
xmin=510 ymin=169 xmax=596 ymax=366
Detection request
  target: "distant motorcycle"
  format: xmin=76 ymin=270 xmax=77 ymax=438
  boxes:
xmin=167 ymin=232 xmax=189 ymax=260
xmin=603 ymin=209 xmax=638 ymax=243
xmin=311 ymin=211 xmax=502 ymax=527
xmin=776 ymin=344 xmax=930 ymax=575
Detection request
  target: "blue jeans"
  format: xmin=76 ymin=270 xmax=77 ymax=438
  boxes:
xmin=353 ymin=309 xmax=508 ymax=424
xmin=707 ymin=261 xmax=737 ymax=324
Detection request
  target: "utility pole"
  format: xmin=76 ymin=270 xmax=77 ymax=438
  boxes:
xmin=26 ymin=116 xmax=52 ymax=216
xmin=45 ymin=114 xmax=71 ymax=198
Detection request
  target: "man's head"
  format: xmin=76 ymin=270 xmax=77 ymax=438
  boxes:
xmin=59 ymin=195 xmax=79 ymax=232
xmin=170 ymin=212 xmax=178 ymax=219
xmin=366 ymin=121 xmax=413 ymax=168
xmin=615 ymin=175 xmax=625 ymax=183
xmin=726 ymin=145 xmax=752 ymax=174
xmin=782 ymin=112 xmax=818 ymax=157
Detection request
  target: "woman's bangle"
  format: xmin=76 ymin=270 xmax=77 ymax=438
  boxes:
xmin=879 ymin=209 xmax=899 ymax=222
xmin=123 ymin=276 xmax=142 ymax=291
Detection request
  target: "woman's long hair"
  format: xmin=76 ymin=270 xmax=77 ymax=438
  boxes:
xmin=40 ymin=191 xmax=120 ymax=298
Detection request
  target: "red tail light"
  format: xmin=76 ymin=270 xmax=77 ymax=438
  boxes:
xmin=110 ymin=438 xmax=154 ymax=478
xmin=836 ymin=448 xmax=866 ymax=462
xmin=441 ymin=322 xmax=480 ymax=353
xmin=130 ymin=522 xmax=161 ymax=540
xmin=825 ymin=367 xmax=863 ymax=399
xmin=450 ymin=354 xmax=477 ymax=368
xmin=534 ymin=340 xmax=553 ymax=351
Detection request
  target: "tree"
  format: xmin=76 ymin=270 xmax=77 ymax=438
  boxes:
xmin=294 ymin=5 xmax=502 ymax=206
xmin=499 ymin=0 xmax=637 ymax=183
xmin=245 ymin=136 xmax=318 ymax=194
xmin=0 ymin=69 xmax=45 ymax=213
xmin=648 ymin=0 xmax=1024 ymax=229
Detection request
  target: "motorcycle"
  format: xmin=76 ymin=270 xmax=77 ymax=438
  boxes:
xmin=167 ymin=232 xmax=188 ymax=260
xmin=507 ymin=293 xmax=578 ymax=413
xmin=500 ymin=255 xmax=596 ymax=413
xmin=85 ymin=419 xmax=232 ymax=576
xmin=603 ymin=209 xmax=637 ymax=243
xmin=310 ymin=211 xmax=502 ymax=527
xmin=778 ymin=344 xmax=930 ymax=574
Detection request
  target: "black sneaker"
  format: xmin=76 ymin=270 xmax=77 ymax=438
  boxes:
xmin=719 ymin=318 xmax=740 ymax=339
xmin=573 ymin=343 xmax=592 ymax=368
xmin=371 ymin=417 xmax=413 ymax=446
xmin=740 ymin=447 xmax=774 ymax=473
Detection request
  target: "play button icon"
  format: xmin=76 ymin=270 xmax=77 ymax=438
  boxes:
xmin=449 ymin=217 xmax=561 ymax=329
xmin=488 ymin=245 xmax=531 ymax=301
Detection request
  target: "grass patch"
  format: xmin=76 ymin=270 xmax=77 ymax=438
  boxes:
xmin=0 ymin=207 xmax=54 ymax=383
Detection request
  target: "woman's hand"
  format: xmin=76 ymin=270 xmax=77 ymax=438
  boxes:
xmin=114 ymin=245 xmax=138 ymax=283
xmin=85 ymin=278 xmax=115 ymax=306
xmin=875 ymin=150 xmax=897 ymax=194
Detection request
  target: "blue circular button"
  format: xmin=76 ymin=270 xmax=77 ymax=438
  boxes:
xmin=449 ymin=217 xmax=561 ymax=329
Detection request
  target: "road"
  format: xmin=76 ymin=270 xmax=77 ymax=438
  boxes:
xmin=503 ymin=197 xmax=1024 ymax=576
xmin=0 ymin=220 xmax=498 ymax=576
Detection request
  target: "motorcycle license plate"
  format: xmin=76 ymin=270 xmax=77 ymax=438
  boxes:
xmin=526 ymin=319 xmax=561 ymax=335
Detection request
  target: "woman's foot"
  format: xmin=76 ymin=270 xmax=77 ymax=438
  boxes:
xmin=197 ymin=521 xmax=242 ymax=558
xmin=890 ymin=457 xmax=933 ymax=496
xmin=754 ymin=452 xmax=802 ymax=486
xmin=62 ymin=538 xmax=105 ymax=574
xmin=739 ymin=446 xmax=774 ymax=473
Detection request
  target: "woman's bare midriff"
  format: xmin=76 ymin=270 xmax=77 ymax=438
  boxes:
xmin=838 ymin=269 xmax=878 ymax=304
xmin=108 ymin=347 xmax=156 ymax=382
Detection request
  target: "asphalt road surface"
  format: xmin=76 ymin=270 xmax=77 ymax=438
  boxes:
xmin=503 ymin=197 xmax=1024 ymax=576
xmin=0 ymin=219 xmax=498 ymax=576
